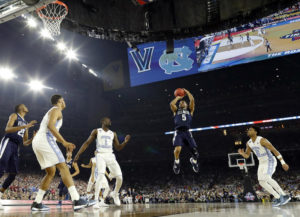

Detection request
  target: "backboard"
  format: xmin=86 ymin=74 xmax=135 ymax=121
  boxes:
xmin=228 ymin=152 xmax=255 ymax=168
xmin=0 ymin=0 xmax=53 ymax=24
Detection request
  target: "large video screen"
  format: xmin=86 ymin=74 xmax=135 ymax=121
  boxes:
xmin=128 ymin=3 xmax=300 ymax=87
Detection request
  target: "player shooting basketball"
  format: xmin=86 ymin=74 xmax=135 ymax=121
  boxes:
xmin=170 ymin=88 xmax=199 ymax=174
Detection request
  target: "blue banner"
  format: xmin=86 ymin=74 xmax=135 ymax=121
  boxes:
xmin=128 ymin=38 xmax=198 ymax=86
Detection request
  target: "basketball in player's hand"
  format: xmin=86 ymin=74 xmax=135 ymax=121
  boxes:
xmin=174 ymin=88 xmax=186 ymax=97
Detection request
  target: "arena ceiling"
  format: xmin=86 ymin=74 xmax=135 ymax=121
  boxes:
xmin=60 ymin=0 xmax=298 ymax=43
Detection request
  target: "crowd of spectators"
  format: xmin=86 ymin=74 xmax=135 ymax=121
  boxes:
xmin=1 ymin=170 xmax=299 ymax=204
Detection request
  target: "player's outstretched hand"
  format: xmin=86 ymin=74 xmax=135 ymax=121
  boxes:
xmin=282 ymin=163 xmax=289 ymax=171
xmin=238 ymin=148 xmax=245 ymax=155
xmin=80 ymin=164 xmax=84 ymax=167
xmin=125 ymin=135 xmax=131 ymax=143
xmin=63 ymin=141 xmax=76 ymax=152
xmin=27 ymin=120 xmax=37 ymax=128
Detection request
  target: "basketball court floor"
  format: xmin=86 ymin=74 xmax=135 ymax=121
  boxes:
xmin=0 ymin=202 xmax=298 ymax=217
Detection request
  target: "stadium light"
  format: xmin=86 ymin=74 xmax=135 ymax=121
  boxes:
xmin=27 ymin=18 xmax=38 ymax=28
xmin=56 ymin=42 xmax=66 ymax=51
xmin=0 ymin=67 xmax=17 ymax=80
xmin=88 ymin=69 xmax=98 ymax=77
xmin=29 ymin=80 xmax=44 ymax=91
xmin=66 ymin=49 xmax=78 ymax=60
xmin=40 ymin=29 xmax=54 ymax=40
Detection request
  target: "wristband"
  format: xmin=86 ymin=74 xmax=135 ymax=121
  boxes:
xmin=280 ymin=159 xmax=286 ymax=165
xmin=277 ymin=155 xmax=282 ymax=160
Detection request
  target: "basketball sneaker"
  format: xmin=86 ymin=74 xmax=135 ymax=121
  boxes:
xmin=73 ymin=197 xmax=88 ymax=211
xmin=272 ymin=198 xmax=281 ymax=207
xmin=190 ymin=157 xmax=199 ymax=173
xmin=31 ymin=202 xmax=50 ymax=211
xmin=112 ymin=192 xmax=121 ymax=206
xmin=280 ymin=195 xmax=291 ymax=206
xmin=94 ymin=199 xmax=109 ymax=208
xmin=88 ymin=199 xmax=97 ymax=206
xmin=173 ymin=161 xmax=180 ymax=174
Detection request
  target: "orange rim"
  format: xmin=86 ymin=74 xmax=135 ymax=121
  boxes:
xmin=37 ymin=0 xmax=68 ymax=20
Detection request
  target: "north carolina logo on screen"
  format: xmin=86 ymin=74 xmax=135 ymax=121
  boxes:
xmin=159 ymin=46 xmax=194 ymax=75
xmin=280 ymin=29 xmax=300 ymax=41
xmin=129 ymin=47 xmax=154 ymax=73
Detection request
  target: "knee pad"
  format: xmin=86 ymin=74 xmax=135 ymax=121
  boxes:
xmin=2 ymin=173 xmax=17 ymax=189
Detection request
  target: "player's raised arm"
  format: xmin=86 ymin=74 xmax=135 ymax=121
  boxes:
xmin=260 ymin=138 xmax=289 ymax=171
xmin=74 ymin=129 xmax=97 ymax=162
xmin=113 ymin=132 xmax=130 ymax=151
xmin=238 ymin=143 xmax=252 ymax=159
xmin=5 ymin=114 xmax=36 ymax=134
xmin=183 ymin=89 xmax=195 ymax=115
xmin=170 ymin=96 xmax=183 ymax=115
xmin=81 ymin=159 xmax=93 ymax=168
xmin=23 ymin=130 xmax=36 ymax=147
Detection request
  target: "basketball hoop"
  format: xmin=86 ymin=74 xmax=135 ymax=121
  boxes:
xmin=238 ymin=162 xmax=245 ymax=170
xmin=36 ymin=1 xmax=68 ymax=36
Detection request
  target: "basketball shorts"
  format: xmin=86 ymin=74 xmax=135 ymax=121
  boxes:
xmin=0 ymin=137 xmax=19 ymax=173
xmin=32 ymin=133 xmax=65 ymax=170
xmin=257 ymin=157 xmax=277 ymax=181
xmin=173 ymin=130 xmax=197 ymax=148
xmin=96 ymin=153 xmax=122 ymax=178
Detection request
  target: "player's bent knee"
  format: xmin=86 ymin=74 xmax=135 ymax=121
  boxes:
xmin=46 ymin=167 xmax=56 ymax=177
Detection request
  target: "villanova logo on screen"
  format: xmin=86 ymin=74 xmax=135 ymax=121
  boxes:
xmin=159 ymin=46 xmax=194 ymax=75
xmin=129 ymin=47 xmax=154 ymax=73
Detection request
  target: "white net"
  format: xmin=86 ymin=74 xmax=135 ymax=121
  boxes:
xmin=37 ymin=1 xmax=68 ymax=36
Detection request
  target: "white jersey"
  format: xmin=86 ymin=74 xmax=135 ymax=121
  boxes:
xmin=96 ymin=128 xmax=114 ymax=153
xmin=247 ymin=136 xmax=274 ymax=162
xmin=36 ymin=106 xmax=63 ymax=140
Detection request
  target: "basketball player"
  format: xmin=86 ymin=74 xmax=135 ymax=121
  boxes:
xmin=31 ymin=95 xmax=88 ymax=211
xmin=74 ymin=117 xmax=130 ymax=207
xmin=81 ymin=152 xmax=111 ymax=207
xmin=265 ymin=39 xmax=272 ymax=52
xmin=57 ymin=150 xmax=80 ymax=206
xmin=170 ymin=89 xmax=199 ymax=174
xmin=238 ymin=126 xmax=291 ymax=207
xmin=0 ymin=104 xmax=36 ymax=209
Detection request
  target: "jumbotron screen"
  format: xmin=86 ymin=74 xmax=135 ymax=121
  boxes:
xmin=128 ymin=3 xmax=300 ymax=87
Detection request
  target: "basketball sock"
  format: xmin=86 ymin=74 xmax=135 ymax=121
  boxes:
xmin=95 ymin=174 xmax=105 ymax=201
xmin=103 ymin=187 xmax=110 ymax=199
xmin=35 ymin=189 xmax=46 ymax=203
xmin=114 ymin=176 xmax=123 ymax=194
xmin=267 ymin=178 xmax=286 ymax=196
xmin=68 ymin=186 xmax=80 ymax=201
xmin=175 ymin=159 xmax=180 ymax=164
xmin=259 ymin=180 xmax=280 ymax=199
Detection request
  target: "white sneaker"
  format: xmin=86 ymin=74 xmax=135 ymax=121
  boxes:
xmin=112 ymin=192 xmax=121 ymax=206
xmin=99 ymin=199 xmax=109 ymax=207
xmin=0 ymin=201 xmax=3 ymax=210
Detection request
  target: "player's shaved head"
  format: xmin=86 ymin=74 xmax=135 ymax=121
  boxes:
xmin=15 ymin=104 xmax=23 ymax=113
xmin=101 ymin=117 xmax=111 ymax=127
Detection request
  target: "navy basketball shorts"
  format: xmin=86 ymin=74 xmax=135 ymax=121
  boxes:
xmin=0 ymin=137 xmax=19 ymax=174
xmin=172 ymin=130 xmax=197 ymax=148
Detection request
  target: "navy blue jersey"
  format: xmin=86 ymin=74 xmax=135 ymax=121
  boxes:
xmin=174 ymin=109 xmax=192 ymax=130
xmin=66 ymin=159 xmax=75 ymax=174
xmin=5 ymin=114 xmax=27 ymax=146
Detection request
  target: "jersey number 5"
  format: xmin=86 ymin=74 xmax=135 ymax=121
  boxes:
xmin=182 ymin=114 xmax=186 ymax=121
